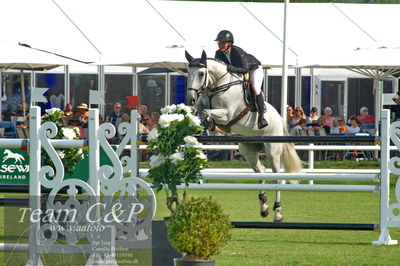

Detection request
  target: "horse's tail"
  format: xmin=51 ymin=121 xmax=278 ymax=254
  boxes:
xmin=281 ymin=119 xmax=302 ymax=173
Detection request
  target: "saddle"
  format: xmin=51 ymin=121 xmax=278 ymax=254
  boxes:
xmin=242 ymin=74 xmax=257 ymax=112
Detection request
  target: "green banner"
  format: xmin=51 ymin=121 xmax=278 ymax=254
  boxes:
xmin=0 ymin=148 xmax=113 ymax=185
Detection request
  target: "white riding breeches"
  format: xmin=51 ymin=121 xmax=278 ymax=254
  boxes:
xmin=249 ymin=66 xmax=263 ymax=95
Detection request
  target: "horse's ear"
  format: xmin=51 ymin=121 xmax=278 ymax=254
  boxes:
xmin=185 ymin=50 xmax=194 ymax=63
xmin=200 ymin=50 xmax=207 ymax=66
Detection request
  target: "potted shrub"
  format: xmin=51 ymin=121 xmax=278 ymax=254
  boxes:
xmin=166 ymin=196 xmax=232 ymax=266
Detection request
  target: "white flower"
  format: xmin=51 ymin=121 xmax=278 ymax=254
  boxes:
xmin=158 ymin=113 xmax=185 ymax=128
xmin=147 ymin=128 xmax=159 ymax=142
xmin=176 ymin=103 xmax=192 ymax=114
xmin=187 ymin=113 xmax=201 ymax=127
xmin=57 ymin=150 xmax=65 ymax=159
xmin=46 ymin=107 xmax=61 ymax=115
xmin=184 ymin=136 xmax=199 ymax=147
xmin=170 ymin=152 xmax=185 ymax=165
xmin=77 ymin=149 xmax=84 ymax=159
xmin=196 ymin=151 xmax=208 ymax=161
xmin=61 ymin=127 xmax=78 ymax=140
xmin=149 ymin=154 xmax=166 ymax=168
xmin=160 ymin=104 xmax=177 ymax=114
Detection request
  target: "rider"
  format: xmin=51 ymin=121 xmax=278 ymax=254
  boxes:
xmin=214 ymin=30 xmax=268 ymax=129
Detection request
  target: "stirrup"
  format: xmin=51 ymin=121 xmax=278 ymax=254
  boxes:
xmin=258 ymin=118 xmax=268 ymax=129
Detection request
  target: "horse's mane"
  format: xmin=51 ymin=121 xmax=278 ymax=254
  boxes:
xmin=206 ymin=58 xmax=243 ymax=78
xmin=207 ymin=58 xmax=227 ymax=66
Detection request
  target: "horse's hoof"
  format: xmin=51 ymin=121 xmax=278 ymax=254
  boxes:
xmin=274 ymin=215 xmax=284 ymax=222
xmin=260 ymin=205 xmax=269 ymax=217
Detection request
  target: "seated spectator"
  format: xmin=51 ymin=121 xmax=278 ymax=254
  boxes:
xmin=323 ymin=106 xmax=336 ymax=128
xmin=138 ymin=115 xmax=150 ymax=135
xmin=141 ymin=114 xmax=151 ymax=132
xmin=121 ymin=113 xmax=130 ymax=123
xmin=287 ymin=105 xmax=294 ymax=127
xmin=77 ymin=103 xmax=89 ymax=127
xmin=308 ymin=122 xmax=326 ymax=136
xmin=348 ymin=116 xmax=362 ymax=134
xmin=15 ymin=104 xmax=24 ymax=116
xmin=317 ymin=115 xmax=331 ymax=134
xmin=356 ymin=106 xmax=375 ymax=124
xmin=69 ymin=116 xmax=83 ymax=139
xmin=63 ymin=103 xmax=74 ymax=120
xmin=307 ymin=107 xmax=319 ymax=123
xmin=331 ymin=116 xmax=349 ymax=134
xmin=106 ymin=102 xmax=123 ymax=126
xmin=2 ymin=104 xmax=16 ymax=121
xmin=139 ymin=104 xmax=149 ymax=117
xmin=292 ymin=106 xmax=306 ymax=125
xmin=149 ymin=112 xmax=160 ymax=130
xmin=293 ymin=119 xmax=307 ymax=136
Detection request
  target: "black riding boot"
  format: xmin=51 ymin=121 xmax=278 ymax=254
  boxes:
xmin=255 ymin=93 xmax=268 ymax=129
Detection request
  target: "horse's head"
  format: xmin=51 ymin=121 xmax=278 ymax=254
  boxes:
xmin=185 ymin=50 xmax=208 ymax=107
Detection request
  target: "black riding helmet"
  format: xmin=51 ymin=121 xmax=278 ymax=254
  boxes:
xmin=215 ymin=30 xmax=234 ymax=43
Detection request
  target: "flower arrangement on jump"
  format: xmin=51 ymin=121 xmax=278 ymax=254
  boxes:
xmin=146 ymin=104 xmax=208 ymax=213
xmin=41 ymin=108 xmax=83 ymax=176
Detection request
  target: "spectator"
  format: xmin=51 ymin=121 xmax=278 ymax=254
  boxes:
xmin=2 ymin=104 xmax=16 ymax=121
xmin=309 ymin=122 xmax=323 ymax=136
xmin=356 ymin=106 xmax=375 ymax=124
xmin=348 ymin=116 xmax=362 ymax=134
xmin=139 ymin=104 xmax=149 ymax=118
xmin=121 ymin=113 xmax=130 ymax=123
xmin=323 ymin=107 xmax=336 ymax=128
xmin=293 ymin=118 xmax=307 ymax=136
xmin=106 ymin=102 xmax=123 ymax=126
xmin=287 ymin=105 xmax=294 ymax=126
xmin=69 ymin=116 xmax=83 ymax=139
xmin=331 ymin=116 xmax=349 ymax=134
xmin=77 ymin=103 xmax=89 ymax=127
xmin=149 ymin=111 xmax=160 ymax=130
xmin=318 ymin=115 xmax=331 ymax=134
xmin=307 ymin=107 xmax=319 ymax=123
xmin=141 ymin=114 xmax=151 ymax=132
xmin=63 ymin=103 xmax=74 ymax=120
xmin=15 ymin=104 xmax=24 ymax=116
xmin=292 ymin=106 xmax=306 ymax=125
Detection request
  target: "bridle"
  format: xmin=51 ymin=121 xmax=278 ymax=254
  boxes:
xmin=188 ymin=61 xmax=243 ymax=101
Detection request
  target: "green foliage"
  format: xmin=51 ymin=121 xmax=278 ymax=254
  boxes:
xmin=146 ymin=104 xmax=208 ymax=212
xmin=166 ymin=196 xmax=232 ymax=261
xmin=41 ymin=108 xmax=83 ymax=176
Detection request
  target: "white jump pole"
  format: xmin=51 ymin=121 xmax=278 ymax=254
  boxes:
xmin=373 ymin=109 xmax=397 ymax=245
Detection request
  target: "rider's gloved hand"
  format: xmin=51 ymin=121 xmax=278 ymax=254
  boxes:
xmin=227 ymin=65 xmax=234 ymax=72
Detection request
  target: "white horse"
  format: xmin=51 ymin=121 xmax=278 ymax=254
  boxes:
xmin=2 ymin=149 xmax=25 ymax=164
xmin=185 ymin=51 xmax=302 ymax=222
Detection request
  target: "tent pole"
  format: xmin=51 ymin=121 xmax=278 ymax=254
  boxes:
xmin=281 ymin=0 xmax=289 ymax=119
xmin=20 ymin=70 xmax=26 ymax=118
xmin=373 ymin=77 xmax=380 ymax=136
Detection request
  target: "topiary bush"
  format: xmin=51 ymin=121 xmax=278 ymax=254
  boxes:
xmin=166 ymin=196 xmax=232 ymax=261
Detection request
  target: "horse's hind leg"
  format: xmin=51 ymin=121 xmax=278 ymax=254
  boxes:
xmin=266 ymin=143 xmax=284 ymax=222
xmin=239 ymin=143 xmax=269 ymax=218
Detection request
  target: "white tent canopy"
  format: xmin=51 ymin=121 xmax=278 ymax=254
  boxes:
xmin=2 ymin=1 xmax=400 ymax=69
xmin=0 ymin=41 xmax=87 ymax=70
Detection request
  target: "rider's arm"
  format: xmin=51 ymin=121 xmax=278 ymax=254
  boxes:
xmin=227 ymin=46 xmax=249 ymax=74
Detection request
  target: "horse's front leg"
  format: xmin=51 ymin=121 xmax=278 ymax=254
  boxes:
xmin=202 ymin=108 xmax=230 ymax=125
